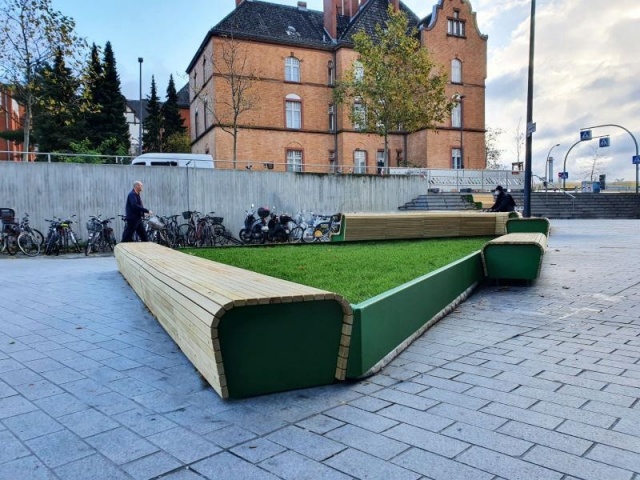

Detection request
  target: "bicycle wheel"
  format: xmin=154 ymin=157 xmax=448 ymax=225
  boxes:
xmin=18 ymin=232 xmax=40 ymax=257
xmin=289 ymin=226 xmax=304 ymax=243
xmin=45 ymin=233 xmax=60 ymax=256
xmin=69 ymin=231 xmax=81 ymax=253
xmin=107 ymin=231 xmax=117 ymax=251
xmin=301 ymin=226 xmax=317 ymax=243
xmin=6 ymin=233 xmax=18 ymax=255
xmin=29 ymin=228 xmax=45 ymax=246
xmin=85 ymin=233 xmax=94 ymax=256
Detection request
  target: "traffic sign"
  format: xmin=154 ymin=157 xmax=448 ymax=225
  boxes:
xmin=527 ymin=122 xmax=537 ymax=135
xmin=580 ymin=130 xmax=592 ymax=141
xmin=633 ymin=155 xmax=640 ymax=165
xmin=558 ymin=171 xmax=568 ymax=179
xmin=599 ymin=137 xmax=610 ymax=148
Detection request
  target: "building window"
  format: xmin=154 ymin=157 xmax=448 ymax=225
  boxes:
xmin=203 ymin=99 xmax=209 ymax=129
xmin=354 ymin=150 xmax=366 ymax=174
xmin=287 ymin=149 xmax=303 ymax=172
xmin=396 ymin=149 xmax=403 ymax=166
xmin=328 ymin=60 xmax=335 ymax=85
xmin=202 ymin=57 xmax=206 ymax=80
xmin=194 ymin=108 xmax=199 ymax=137
xmin=451 ymin=103 xmax=461 ymax=128
xmin=452 ymin=148 xmax=462 ymax=169
xmin=193 ymin=71 xmax=198 ymax=91
xmin=448 ymin=11 xmax=465 ymax=37
xmin=285 ymin=94 xmax=302 ymax=129
xmin=328 ymin=104 xmax=336 ymax=132
xmin=285 ymin=56 xmax=300 ymax=82
xmin=354 ymin=61 xmax=364 ymax=82
xmin=353 ymin=101 xmax=366 ymax=130
xmin=451 ymin=59 xmax=462 ymax=83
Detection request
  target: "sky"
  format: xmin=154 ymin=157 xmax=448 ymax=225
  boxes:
xmin=51 ymin=0 xmax=640 ymax=183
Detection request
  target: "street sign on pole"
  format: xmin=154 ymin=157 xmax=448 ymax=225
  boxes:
xmin=599 ymin=137 xmax=610 ymax=148
xmin=527 ymin=122 xmax=536 ymax=136
xmin=633 ymin=155 xmax=640 ymax=165
xmin=558 ymin=171 xmax=568 ymax=179
xmin=580 ymin=130 xmax=592 ymax=141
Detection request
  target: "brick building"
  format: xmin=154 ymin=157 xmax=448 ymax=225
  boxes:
xmin=0 ymin=86 xmax=30 ymax=161
xmin=187 ymin=0 xmax=487 ymax=173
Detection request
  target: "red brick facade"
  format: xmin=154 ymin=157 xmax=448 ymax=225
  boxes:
xmin=188 ymin=0 xmax=487 ymax=173
xmin=0 ymin=87 xmax=30 ymax=161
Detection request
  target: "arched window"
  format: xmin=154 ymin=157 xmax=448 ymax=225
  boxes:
xmin=285 ymin=56 xmax=300 ymax=82
xmin=451 ymin=59 xmax=462 ymax=83
xmin=285 ymin=94 xmax=302 ymax=129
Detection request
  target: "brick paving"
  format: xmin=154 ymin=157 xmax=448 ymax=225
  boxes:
xmin=0 ymin=219 xmax=639 ymax=480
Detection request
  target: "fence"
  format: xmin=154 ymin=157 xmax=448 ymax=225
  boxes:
xmin=0 ymin=162 xmax=515 ymax=242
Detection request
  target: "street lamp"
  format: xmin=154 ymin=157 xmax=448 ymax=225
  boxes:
xmin=138 ymin=57 xmax=143 ymax=155
xmin=546 ymin=143 xmax=560 ymax=191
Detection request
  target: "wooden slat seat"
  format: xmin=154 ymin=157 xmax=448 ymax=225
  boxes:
xmin=481 ymin=232 xmax=548 ymax=281
xmin=115 ymin=242 xmax=353 ymax=399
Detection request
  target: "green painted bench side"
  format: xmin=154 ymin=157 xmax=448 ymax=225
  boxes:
xmin=506 ymin=217 xmax=551 ymax=236
xmin=219 ymin=300 xmax=345 ymax=398
xmin=482 ymin=232 xmax=547 ymax=280
xmin=347 ymin=252 xmax=484 ymax=378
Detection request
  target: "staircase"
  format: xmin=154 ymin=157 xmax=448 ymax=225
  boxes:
xmin=399 ymin=192 xmax=640 ymax=219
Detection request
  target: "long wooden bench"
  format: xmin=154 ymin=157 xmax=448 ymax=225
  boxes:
xmin=481 ymin=232 xmax=548 ymax=281
xmin=506 ymin=217 xmax=551 ymax=236
xmin=115 ymin=242 xmax=353 ymax=399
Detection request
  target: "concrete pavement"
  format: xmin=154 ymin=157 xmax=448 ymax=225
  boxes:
xmin=0 ymin=219 xmax=639 ymax=479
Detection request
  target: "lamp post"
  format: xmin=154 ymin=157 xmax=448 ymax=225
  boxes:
xmin=138 ymin=57 xmax=143 ymax=155
xmin=546 ymin=143 xmax=560 ymax=191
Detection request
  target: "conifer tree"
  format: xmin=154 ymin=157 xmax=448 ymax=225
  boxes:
xmin=32 ymin=49 xmax=84 ymax=154
xmin=142 ymin=76 xmax=163 ymax=152
xmin=161 ymin=74 xmax=186 ymax=151
xmin=84 ymin=43 xmax=103 ymax=147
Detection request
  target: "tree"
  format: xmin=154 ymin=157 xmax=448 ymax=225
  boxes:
xmin=334 ymin=6 xmax=452 ymax=169
xmin=143 ymin=76 xmax=162 ymax=152
xmin=578 ymin=145 xmax=607 ymax=182
xmin=485 ymin=126 xmax=505 ymax=169
xmin=90 ymin=41 xmax=129 ymax=154
xmin=514 ymin=118 xmax=525 ymax=169
xmin=201 ymin=33 xmax=259 ymax=169
xmin=84 ymin=43 xmax=103 ymax=147
xmin=162 ymin=74 xmax=185 ymax=151
xmin=163 ymin=132 xmax=191 ymax=153
xmin=0 ymin=0 xmax=85 ymax=160
xmin=32 ymin=49 xmax=85 ymax=153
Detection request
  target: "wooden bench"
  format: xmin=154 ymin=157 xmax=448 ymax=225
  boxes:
xmin=115 ymin=242 xmax=353 ymax=399
xmin=481 ymin=232 xmax=548 ymax=281
xmin=506 ymin=217 xmax=551 ymax=236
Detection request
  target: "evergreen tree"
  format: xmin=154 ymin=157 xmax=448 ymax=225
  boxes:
xmin=32 ymin=49 xmax=84 ymax=154
xmin=90 ymin=41 xmax=130 ymax=154
xmin=161 ymin=74 xmax=186 ymax=151
xmin=142 ymin=76 xmax=163 ymax=152
xmin=84 ymin=43 xmax=103 ymax=147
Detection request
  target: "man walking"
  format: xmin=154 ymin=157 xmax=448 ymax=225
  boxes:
xmin=122 ymin=180 xmax=152 ymax=242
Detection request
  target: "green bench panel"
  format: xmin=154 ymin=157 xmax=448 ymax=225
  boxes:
xmin=482 ymin=232 xmax=547 ymax=280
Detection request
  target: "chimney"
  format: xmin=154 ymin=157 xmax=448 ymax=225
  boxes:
xmin=236 ymin=0 xmax=243 ymax=6
xmin=297 ymin=1 xmax=307 ymax=10
xmin=391 ymin=0 xmax=400 ymax=12
xmin=323 ymin=0 xmax=337 ymax=39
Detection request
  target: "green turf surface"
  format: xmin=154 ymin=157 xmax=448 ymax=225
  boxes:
xmin=188 ymin=237 xmax=492 ymax=303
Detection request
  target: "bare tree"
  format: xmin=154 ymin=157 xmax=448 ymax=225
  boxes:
xmin=578 ymin=145 xmax=606 ymax=181
xmin=485 ymin=126 xmax=505 ymax=169
xmin=0 ymin=0 xmax=85 ymax=160
xmin=195 ymin=34 xmax=259 ymax=169
xmin=514 ymin=118 xmax=524 ymax=168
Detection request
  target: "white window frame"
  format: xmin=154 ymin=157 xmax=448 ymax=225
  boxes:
xmin=354 ymin=150 xmax=366 ymax=174
xmin=452 ymin=148 xmax=462 ymax=169
xmin=354 ymin=61 xmax=364 ymax=82
xmin=353 ymin=101 xmax=366 ymax=130
xmin=451 ymin=103 xmax=461 ymax=128
xmin=448 ymin=11 xmax=465 ymax=37
xmin=287 ymin=149 xmax=303 ymax=172
xmin=451 ymin=59 xmax=462 ymax=83
xmin=285 ymin=96 xmax=302 ymax=129
xmin=285 ymin=56 xmax=300 ymax=82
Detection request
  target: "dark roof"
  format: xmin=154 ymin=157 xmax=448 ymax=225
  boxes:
xmin=176 ymin=83 xmax=189 ymax=108
xmin=126 ymin=99 xmax=152 ymax=123
xmin=187 ymin=0 xmax=420 ymax=71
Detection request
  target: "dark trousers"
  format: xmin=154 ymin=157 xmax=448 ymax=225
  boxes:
xmin=121 ymin=219 xmax=148 ymax=242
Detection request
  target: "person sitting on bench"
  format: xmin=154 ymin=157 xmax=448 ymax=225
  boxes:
xmin=488 ymin=185 xmax=516 ymax=212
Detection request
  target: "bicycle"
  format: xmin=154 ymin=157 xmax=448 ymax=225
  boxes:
xmin=44 ymin=215 xmax=81 ymax=255
xmin=19 ymin=213 xmax=44 ymax=247
xmin=1 ymin=208 xmax=41 ymax=257
xmin=85 ymin=215 xmax=117 ymax=255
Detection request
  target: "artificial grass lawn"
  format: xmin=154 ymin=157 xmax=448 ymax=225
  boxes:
xmin=189 ymin=237 xmax=492 ymax=303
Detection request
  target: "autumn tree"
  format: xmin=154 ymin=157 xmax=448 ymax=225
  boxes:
xmin=142 ymin=76 xmax=162 ymax=152
xmin=198 ymin=33 xmax=259 ymax=169
xmin=334 ymin=6 xmax=452 ymax=169
xmin=0 ymin=0 xmax=86 ymax=160
xmin=485 ymin=126 xmax=505 ymax=169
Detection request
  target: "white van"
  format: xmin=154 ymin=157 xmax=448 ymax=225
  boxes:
xmin=131 ymin=153 xmax=214 ymax=168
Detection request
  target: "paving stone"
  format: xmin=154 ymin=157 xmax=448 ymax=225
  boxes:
xmin=112 ymin=407 xmax=177 ymax=437
xmin=40 ymin=367 xmax=86 ymax=385
xmin=493 ymin=371 xmax=561 ymax=391
xmin=54 ymin=454 xmax=130 ymax=480
xmin=457 ymin=445 xmax=563 ymax=480
xmin=348 ymin=395 xmax=392 ymax=412
xmin=557 ymin=420 xmax=640 ymax=454
xmin=12 ymin=379 xmax=63 ymax=400
xmin=0 ymin=358 xmax=25 ymax=374
xmin=25 ymin=429 xmax=94 ymax=468
xmin=3 ymin=409 xmax=63 ymax=441
xmin=0 ymin=394 xmax=38 ymax=419
xmin=148 ymin=424 xmax=219 ymax=463
xmin=427 ymin=402 xmax=507 ymax=430
xmin=464 ymin=386 xmax=537 ymax=409
xmin=393 ymin=447 xmax=492 ymax=480
xmin=497 ymin=420 xmax=592 ymax=456
xmin=419 ymin=386 xmax=490 ymax=410
xmin=259 ymin=450 xmax=352 ymax=480
xmin=383 ymin=423 xmax=467 ymax=458
xmin=326 ymin=404 xmax=399 ymax=433
xmin=230 ymin=437 xmax=287 ymax=463
xmin=524 ymin=445 xmax=633 ymax=480
xmin=372 ymin=387 xmax=439 ymax=410
xmin=58 ymin=408 xmax=119 ymax=438
xmin=377 ymin=404 xmax=452 ymax=432
xmin=192 ymin=451 xmax=280 ymax=480
xmin=87 ymin=391 xmax=138 ymax=416
xmin=530 ymin=401 xmax=617 ymax=429
xmin=511 ymin=385 xmax=587 ymax=408
xmin=151 ymin=468 xmax=203 ymax=480
xmin=412 ymin=373 xmax=473 ymax=393
xmin=296 ymin=414 xmax=344 ymax=435
xmin=442 ymin=422 xmax=532 ymax=456
xmin=121 ymin=451 xmax=182 ymax=480
xmin=266 ymin=425 xmax=346 ymax=461
xmin=86 ymin=427 xmax=159 ymax=464
xmin=536 ymin=370 xmax=607 ymax=390
xmin=325 ymin=424 xmax=409 ymax=460
xmin=0 ymin=455 xmax=57 ymax=480
xmin=326 ymin=447 xmax=420 ymax=480
xmin=213 ymin=406 xmax=287 ymax=436
xmin=586 ymin=444 xmax=640 ymax=473
xmin=556 ymin=384 xmax=635 ymax=407
xmin=0 ymin=429 xmax=30 ymax=463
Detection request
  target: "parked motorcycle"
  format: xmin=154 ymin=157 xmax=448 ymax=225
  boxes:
xmin=266 ymin=211 xmax=293 ymax=243
xmin=238 ymin=205 xmax=270 ymax=244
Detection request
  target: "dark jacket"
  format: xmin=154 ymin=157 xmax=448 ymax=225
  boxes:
xmin=490 ymin=191 xmax=515 ymax=212
xmin=125 ymin=190 xmax=149 ymax=221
